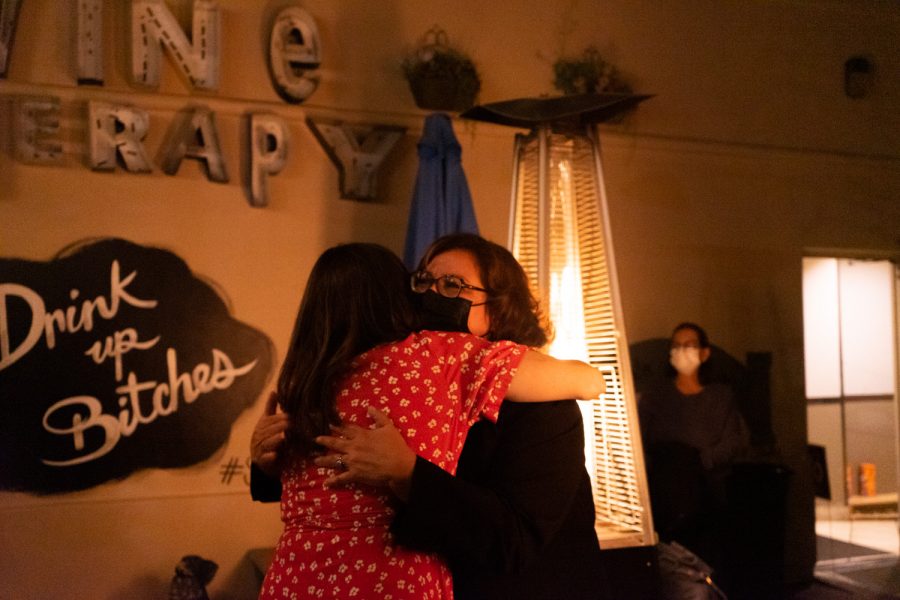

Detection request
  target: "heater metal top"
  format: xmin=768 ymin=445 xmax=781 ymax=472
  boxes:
xmin=460 ymin=92 xmax=652 ymax=131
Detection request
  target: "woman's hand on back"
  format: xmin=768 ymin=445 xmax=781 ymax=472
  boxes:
xmin=250 ymin=391 xmax=291 ymax=478
xmin=314 ymin=406 xmax=417 ymax=500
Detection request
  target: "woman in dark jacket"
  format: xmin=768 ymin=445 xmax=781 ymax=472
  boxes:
xmin=251 ymin=234 xmax=610 ymax=599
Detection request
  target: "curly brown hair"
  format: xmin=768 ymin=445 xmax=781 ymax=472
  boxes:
xmin=418 ymin=233 xmax=550 ymax=348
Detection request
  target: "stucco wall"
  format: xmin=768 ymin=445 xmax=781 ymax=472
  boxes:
xmin=1 ymin=1 xmax=898 ymax=597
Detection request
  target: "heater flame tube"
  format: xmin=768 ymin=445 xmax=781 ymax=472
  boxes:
xmin=509 ymin=127 xmax=654 ymax=548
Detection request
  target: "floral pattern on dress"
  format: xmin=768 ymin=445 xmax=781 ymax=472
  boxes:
xmin=260 ymin=331 xmax=525 ymax=599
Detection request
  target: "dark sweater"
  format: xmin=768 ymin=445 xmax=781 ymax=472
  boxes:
xmin=638 ymin=381 xmax=749 ymax=470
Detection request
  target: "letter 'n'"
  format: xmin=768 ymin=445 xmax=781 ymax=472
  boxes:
xmin=130 ymin=0 xmax=221 ymax=91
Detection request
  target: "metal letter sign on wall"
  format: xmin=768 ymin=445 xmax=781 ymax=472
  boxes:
xmin=77 ymin=0 xmax=103 ymax=84
xmin=14 ymin=95 xmax=62 ymax=164
xmin=89 ymin=101 xmax=153 ymax=172
xmin=130 ymin=0 xmax=221 ymax=91
xmin=1 ymin=2 xmax=410 ymax=206
xmin=159 ymin=106 xmax=229 ymax=183
xmin=0 ymin=239 xmax=273 ymax=494
xmin=306 ymin=117 xmax=406 ymax=201
xmin=248 ymin=113 xmax=290 ymax=207
xmin=268 ymin=6 xmax=321 ymax=104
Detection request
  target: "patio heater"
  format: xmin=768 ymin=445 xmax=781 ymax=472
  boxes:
xmin=462 ymin=93 xmax=655 ymax=549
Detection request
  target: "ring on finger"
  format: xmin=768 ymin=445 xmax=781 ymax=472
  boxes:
xmin=335 ymin=456 xmax=346 ymax=470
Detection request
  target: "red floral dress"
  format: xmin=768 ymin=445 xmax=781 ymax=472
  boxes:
xmin=260 ymin=331 xmax=526 ymax=600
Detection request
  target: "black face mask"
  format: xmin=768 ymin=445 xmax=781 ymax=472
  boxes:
xmin=417 ymin=289 xmax=472 ymax=333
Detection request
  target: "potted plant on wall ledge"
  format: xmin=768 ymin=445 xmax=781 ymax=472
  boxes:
xmin=553 ymin=46 xmax=632 ymax=95
xmin=403 ymin=26 xmax=481 ymax=112
xmin=552 ymin=46 xmax=635 ymax=123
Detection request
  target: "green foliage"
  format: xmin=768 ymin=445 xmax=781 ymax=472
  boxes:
xmin=403 ymin=29 xmax=481 ymax=111
xmin=403 ymin=47 xmax=481 ymax=97
xmin=553 ymin=47 xmax=631 ymax=95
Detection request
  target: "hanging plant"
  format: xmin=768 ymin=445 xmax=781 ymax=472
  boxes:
xmin=552 ymin=46 xmax=632 ymax=95
xmin=402 ymin=26 xmax=481 ymax=112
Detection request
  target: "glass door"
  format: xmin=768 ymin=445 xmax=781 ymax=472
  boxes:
xmin=804 ymin=257 xmax=899 ymax=581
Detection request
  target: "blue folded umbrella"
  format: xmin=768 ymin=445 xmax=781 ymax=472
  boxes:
xmin=403 ymin=113 xmax=479 ymax=270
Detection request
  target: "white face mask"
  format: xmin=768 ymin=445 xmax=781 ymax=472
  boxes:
xmin=670 ymin=347 xmax=701 ymax=376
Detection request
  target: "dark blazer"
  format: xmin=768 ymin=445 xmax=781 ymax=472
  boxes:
xmin=392 ymin=400 xmax=609 ymax=599
xmin=251 ymin=400 xmax=609 ymax=599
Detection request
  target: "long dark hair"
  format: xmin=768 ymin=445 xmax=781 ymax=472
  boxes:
xmin=419 ymin=233 xmax=549 ymax=347
xmin=277 ymin=243 xmax=418 ymax=454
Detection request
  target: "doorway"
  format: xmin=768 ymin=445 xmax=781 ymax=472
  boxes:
xmin=803 ymin=257 xmax=899 ymax=588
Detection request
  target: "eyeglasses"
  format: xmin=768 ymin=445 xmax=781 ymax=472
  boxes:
xmin=410 ymin=270 xmax=488 ymax=299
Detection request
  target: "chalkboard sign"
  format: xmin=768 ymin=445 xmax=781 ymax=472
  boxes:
xmin=0 ymin=238 xmax=274 ymax=494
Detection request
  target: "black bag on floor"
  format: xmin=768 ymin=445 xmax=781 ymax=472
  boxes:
xmin=656 ymin=541 xmax=727 ymax=600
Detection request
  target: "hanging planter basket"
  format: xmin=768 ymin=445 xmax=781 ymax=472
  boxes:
xmin=403 ymin=27 xmax=481 ymax=112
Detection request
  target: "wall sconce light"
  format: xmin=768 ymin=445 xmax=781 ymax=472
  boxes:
xmin=844 ymin=55 xmax=873 ymax=99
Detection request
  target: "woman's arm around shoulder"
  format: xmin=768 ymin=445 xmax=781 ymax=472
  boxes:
xmin=506 ymin=350 xmax=605 ymax=402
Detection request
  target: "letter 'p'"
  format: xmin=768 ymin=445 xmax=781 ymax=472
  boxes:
xmin=247 ymin=113 xmax=289 ymax=208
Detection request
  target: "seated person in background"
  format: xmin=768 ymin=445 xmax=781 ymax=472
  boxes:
xmin=638 ymin=322 xmax=749 ymax=472
xmin=638 ymin=322 xmax=750 ymax=584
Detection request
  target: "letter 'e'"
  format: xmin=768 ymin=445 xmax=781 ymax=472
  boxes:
xmin=267 ymin=6 xmax=321 ymax=104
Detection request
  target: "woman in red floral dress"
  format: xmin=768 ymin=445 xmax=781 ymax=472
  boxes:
xmin=259 ymin=243 xmax=603 ymax=600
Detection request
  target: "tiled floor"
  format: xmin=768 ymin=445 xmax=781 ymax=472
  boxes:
xmin=815 ymin=519 xmax=900 ymax=598
xmin=817 ymin=520 xmax=899 ymax=555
